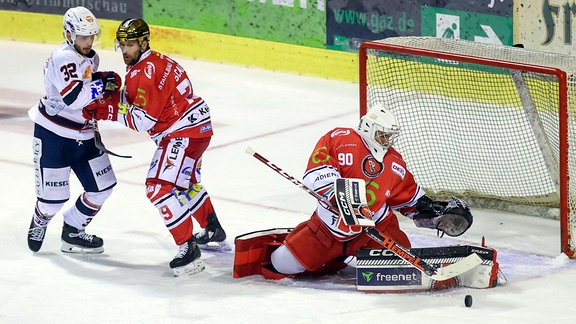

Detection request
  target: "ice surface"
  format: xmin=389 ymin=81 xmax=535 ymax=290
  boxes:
xmin=0 ymin=40 xmax=574 ymax=323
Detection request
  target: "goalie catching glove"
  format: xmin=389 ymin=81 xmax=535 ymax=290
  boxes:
xmin=412 ymin=196 xmax=472 ymax=237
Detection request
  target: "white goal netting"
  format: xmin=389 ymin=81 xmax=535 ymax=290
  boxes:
xmin=360 ymin=37 xmax=576 ymax=257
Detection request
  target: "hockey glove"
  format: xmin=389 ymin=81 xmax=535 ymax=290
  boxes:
xmin=412 ymin=196 xmax=472 ymax=237
xmin=83 ymin=91 xmax=120 ymax=121
xmin=334 ymin=178 xmax=375 ymax=227
xmin=435 ymin=197 xmax=473 ymax=237
xmin=92 ymin=71 xmax=121 ymax=93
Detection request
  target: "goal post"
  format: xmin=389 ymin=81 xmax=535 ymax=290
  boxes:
xmin=359 ymin=37 xmax=574 ymax=257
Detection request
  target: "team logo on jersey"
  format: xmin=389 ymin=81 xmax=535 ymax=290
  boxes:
xmin=330 ymin=129 xmax=350 ymax=137
xmin=391 ymin=162 xmax=406 ymax=179
xmin=84 ymin=66 xmax=92 ymax=79
xmin=144 ymin=62 xmax=155 ymax=79
xmin=163 ymin=158 xmax=176 ymax=173
xmin=180 ymin=167 xmax=192 ymax=181
xmin=361 ymin=155 xmax=384 ymax=178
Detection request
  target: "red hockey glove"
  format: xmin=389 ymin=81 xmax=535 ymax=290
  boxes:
xmin=83 ymin=91 xmax=120 ymax=121
xmin=92 ymin=71 xmax=121 ymax=93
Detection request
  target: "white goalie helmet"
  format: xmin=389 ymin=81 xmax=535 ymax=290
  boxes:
xmin=63 ymin=6 xmax=101 ymax=46
xmin=357 ymin=103 xmax=400 ymax=161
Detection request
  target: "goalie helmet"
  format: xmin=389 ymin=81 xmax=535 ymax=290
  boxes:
xmin=357 ymin=104 xmax=400 ymax=161
xmin=63 ymin=6 xmax=100 ymax=46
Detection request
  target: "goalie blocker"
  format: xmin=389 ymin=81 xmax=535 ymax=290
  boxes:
xmin=357 ymin=245 xmax=499 ymax=292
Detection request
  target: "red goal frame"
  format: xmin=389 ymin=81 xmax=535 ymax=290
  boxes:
xmin=359 ymin=40 xmax=572 ymax=257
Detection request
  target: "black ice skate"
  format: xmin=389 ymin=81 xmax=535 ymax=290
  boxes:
xmin=61 ymin=222 xmax=104 ymax=254
xmin=170 ymin=237 xmax=206 ymax=276
xmin=193 ymin=213 xmax=231 ymax=251
xmin=27 ymin=213 xmax=53 ymax=252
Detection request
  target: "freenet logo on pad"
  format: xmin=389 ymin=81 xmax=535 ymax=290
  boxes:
xmin=358 ymin=267 xmax=422 ymax=286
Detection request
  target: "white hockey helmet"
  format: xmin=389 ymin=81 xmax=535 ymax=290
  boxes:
xmin=357 ymin=103 xmax=400 ymax=161
xmin=63 ymin=6 xmax=100 ymax=46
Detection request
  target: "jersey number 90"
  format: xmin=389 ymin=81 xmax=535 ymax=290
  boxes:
xmin=338 ymin=153 xmax=353 ymax=166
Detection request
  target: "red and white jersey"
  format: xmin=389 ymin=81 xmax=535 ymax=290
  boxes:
xmin=28 ymin=42 xmax=106 ymax=140
xmin=118 ymin=50 xmax=213 ymax=145
xmin=303 ymin=127 xmax=425 ymax=240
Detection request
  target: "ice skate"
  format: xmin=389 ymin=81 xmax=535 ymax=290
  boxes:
xmin=193 ymin=213 xmax=231 ymax=251
xmin=61 ymin=222 xmax=104 ymax=254
xmin=170 ymin=237 xmax=206 ymax=277
xmin=27 ymin=213 xmax=53 ymax=252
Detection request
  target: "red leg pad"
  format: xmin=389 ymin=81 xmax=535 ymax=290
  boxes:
xmin=233 ymin=228 xmax=292 ymax=279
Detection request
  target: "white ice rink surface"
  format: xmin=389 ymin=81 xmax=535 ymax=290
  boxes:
xmin=0 ymin=40 xmax=575 ymax=323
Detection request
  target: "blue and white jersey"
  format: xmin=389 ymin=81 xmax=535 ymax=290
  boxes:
xmin=28 ymin=42 xmax=106 ymax=140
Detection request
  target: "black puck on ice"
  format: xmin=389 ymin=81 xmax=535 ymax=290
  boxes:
xmin=464 ymin=295 xmax=473 ymax=307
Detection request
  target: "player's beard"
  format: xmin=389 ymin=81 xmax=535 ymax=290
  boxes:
xmin=74 ymin=44 xmax=92 ymax=56
xmin=123 ymin=53 xmax=140 ymax=66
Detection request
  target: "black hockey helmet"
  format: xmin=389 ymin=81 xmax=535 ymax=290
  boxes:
xmin=116 ymin=18 xmax=150 ymax=43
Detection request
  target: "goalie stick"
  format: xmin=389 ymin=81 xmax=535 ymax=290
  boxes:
xmin=93 ymin=118 xmax=132 ymax=159
xmin=245 ymin=147 xmax=481 ymax=281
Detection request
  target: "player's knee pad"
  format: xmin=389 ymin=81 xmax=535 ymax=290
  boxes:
xmin=83 ymin=188 xmax=113 ymax=207
xmin=146 ymin=181 xmax=209 ymax=214
xmin=36 ymin=200 xmax=65 ymax=217
xmin=62 ymin=191 xmax=111 ymax=229
xmin=145 ymin=181 xmax=196 ymax=231
xmin=146 ymin=181 xmax=171 ymax=205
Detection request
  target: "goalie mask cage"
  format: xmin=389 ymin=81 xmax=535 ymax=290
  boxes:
xmin=359 ymin=37 xmax=575 ymax=258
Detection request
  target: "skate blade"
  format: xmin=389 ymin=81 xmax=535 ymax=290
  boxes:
xmin=61 ymin=242 xmax=104 ymax=254
xmin=172 ymin=259 xmax=206 ymax=277
xmin=198 ymin=241 xmax=232 ymax=252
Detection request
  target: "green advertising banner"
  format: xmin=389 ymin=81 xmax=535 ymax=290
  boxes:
xmin=326 ymin=0 xmax=513 ymax=52
xmin=144 ymin=0 xmax=325 ymax=48
xmin=421 ymin=7 xmax=512 ymax=45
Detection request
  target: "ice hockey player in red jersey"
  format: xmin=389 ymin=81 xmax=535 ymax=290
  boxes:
xmin=83 ymin=18 xmax=227 ymax=276
xmin=233 ymin=105 xmax=473 ymax=279
xmin=27 ymin=6 xmax=121 ymax=254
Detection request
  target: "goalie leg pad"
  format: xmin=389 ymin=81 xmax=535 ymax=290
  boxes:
xmin=233 ymin=228 xmax=292 ymax=279
xmin=356 ymin=245 xmax=499 ymax=292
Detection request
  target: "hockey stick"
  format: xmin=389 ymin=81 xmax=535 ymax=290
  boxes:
xmin=93 ymin=118 xmax=132 ymax=158
xmin=245 ymin=147 xmax=481 ymax=281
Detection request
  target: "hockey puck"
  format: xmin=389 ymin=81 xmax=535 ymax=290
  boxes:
xmin=464 ymin=295 xmax=473 ymax=307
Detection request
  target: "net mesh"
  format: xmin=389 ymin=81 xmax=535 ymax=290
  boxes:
xmin=362 ymin=37 xmax=576 ymax=255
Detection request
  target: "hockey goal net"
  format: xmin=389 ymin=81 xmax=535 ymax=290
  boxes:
xmin=359 ymin=37 xmax=576 ymax=258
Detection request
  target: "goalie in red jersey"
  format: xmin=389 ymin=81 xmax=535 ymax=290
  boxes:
xmin=84 ymin=19 xmax=228 ymax=276
xmin=234 ymin=105 xmax=474 ymax=279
